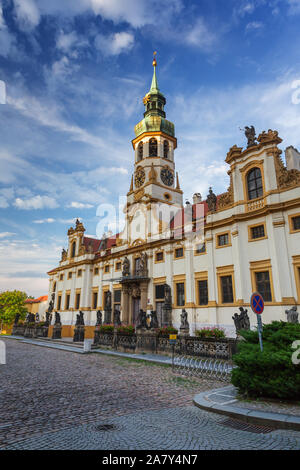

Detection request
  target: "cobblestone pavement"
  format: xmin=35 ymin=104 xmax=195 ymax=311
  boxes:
xmin=1 ymin=339 xmax=300 ymax=450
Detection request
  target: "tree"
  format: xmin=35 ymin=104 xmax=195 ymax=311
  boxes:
xmin=0 ymin=290 xmax=28 ymax=325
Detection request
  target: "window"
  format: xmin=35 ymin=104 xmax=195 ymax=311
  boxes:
xmin=68 ymin=272 xmax=72 ymax=279
xmin=115 ymin=262 xmax=122 ymax=271
xmin=104 ymin=265 xmax=110 ymax=273
xmin=138 ymin=142 xmax=143 ymax=161
xmin=65 ymin=294 xmax=70 ymax=310
xmin=155 ymin=284 xmax=165 ymax=300
xmin=164 ymin=140 xmax=169 ymax=159
xmin=255 ymin=271 xmax=272 ymax=302
xmin=247 ymin=167 xmax=263 ymax=200
xmin=149 ymin=138 xmax=157 ymax=157
xmin=174 ymin=247 xmax=184 ymax=258
xmin=77 ymin=269 xmax=82 ymax=277
xmin=71 ymin=241 xmax=76 ymax=258
xmin=114 ymin=290 xmax=121 ymax=303
xmin=57 ymin=295 xmax=62 ymax=310
xmin=94 ymin=267 xmax=99 ymax=275
xmin=220 ymin=275 xmax=234 ymax=303
xmin=93 ymin=292 xmax=98 ymax=309
xmin=250 ymin=224 xmax=265 ymax=240
xmin=292 ymin=216 xmax=300 ymax=231
xmin=217 ymin=233 xmax=229 ymax=247
xmin=53 ymin=282 xmax=56 ymax=292
xmin=155 ymin=251 xmax=164 ymax=262
xmin=198 ymin=280 xmax=208 ymax=305
xmin=135 ymin=257 xmax=141 ymax=274
xmin=75 ymin=293 xmax=80 ymax=309
xmin=176 ymin=282 xmax=185 ymax=306
xmin=59 ymin=274 xmax=64 ymax=281
xmin=196 ymin=242 xmax=206 ymax=254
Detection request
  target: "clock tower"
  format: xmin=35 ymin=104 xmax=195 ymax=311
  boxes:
xmin=127 ymin=54 xmax=183 ymax=211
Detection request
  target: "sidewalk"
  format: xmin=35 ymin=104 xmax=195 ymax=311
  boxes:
xmin=193 ymin=386 xmax=300 ymax=431
xmin=2 ymin=335 xmax=173 ymax=365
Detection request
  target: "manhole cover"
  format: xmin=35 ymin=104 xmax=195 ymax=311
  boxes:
xmin=94 ymin=424 xmax=118 ymax=432
xmin=220 ymin=417 xmax=274 ymax=434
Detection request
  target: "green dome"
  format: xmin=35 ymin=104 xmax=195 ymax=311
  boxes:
xmin=134 ymin=115 xmax=175 ymax=138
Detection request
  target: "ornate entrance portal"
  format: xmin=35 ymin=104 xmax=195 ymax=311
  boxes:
xmin=121 ymin=281 xmax=148 ymax=325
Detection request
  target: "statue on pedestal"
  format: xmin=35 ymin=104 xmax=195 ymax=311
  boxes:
xmin=136 ymin=309 xmax=147 ymax=329
xmin=232 ymin=307 xmax=250 ymax=336
xmin=122 ymin=256 xmax=130 ymax=277
xmin=180 ymin=309 xmax=189 ymax=329
xmin=245 ymin=125 xmax=257 ymax=148
xmin=150 ymin=310 xmax=159 ymax=329
xmin=96 ymin=310 xmax=102 ymax=326
xmin=206 ymin=187 xmax=217 ymax=212
xmin=285 ymin=306 xmax=299 ymax=324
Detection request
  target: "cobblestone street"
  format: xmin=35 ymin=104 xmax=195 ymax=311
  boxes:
xmin=1 ymin=338 xmax=300 ymax=450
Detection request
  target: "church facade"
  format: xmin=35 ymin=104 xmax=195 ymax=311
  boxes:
xmin=47 ymin=58 xmax=300 ymax=337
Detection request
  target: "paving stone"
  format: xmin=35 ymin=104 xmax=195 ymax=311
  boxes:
xmin=1 ymin=338 xmax=300 ymax=450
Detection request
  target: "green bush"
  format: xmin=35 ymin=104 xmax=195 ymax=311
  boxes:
xmin=231 ymin=321 xmax=300 ymax=399
xmin=156 ymin=326 xmax=178 ymax=336
xmin=99 ymin=324 xmax=114 ymax=334
xmin=195 ymin=327 xmax=226 ymax=339
xmin=117 ymin=325 xmax=135 ymax=335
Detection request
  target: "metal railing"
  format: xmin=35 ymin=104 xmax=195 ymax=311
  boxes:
xmin=172 ymin=354 xmax=235 ymax=382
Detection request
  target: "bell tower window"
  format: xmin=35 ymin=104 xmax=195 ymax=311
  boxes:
xmin=164 ymin=140 xmax=169 ymax=159
xmin=149 ymin=138 xmax=158 ymax=157
xmin=71 ymin=241 xmax=76 ymax=258
xmin=247 ymin=167 xmax=263 ymax=200
xmin=138 ymin=142 xmax=143 ymax=161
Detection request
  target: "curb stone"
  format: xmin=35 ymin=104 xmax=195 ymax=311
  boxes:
xmin=193 ymin=386 xmax=300 ymax=431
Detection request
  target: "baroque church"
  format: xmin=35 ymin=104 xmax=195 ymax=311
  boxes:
xmin=47 ymin=57 xmax=300 ymax=337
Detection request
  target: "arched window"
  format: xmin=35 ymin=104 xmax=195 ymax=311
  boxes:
xmin=71 ymin=241 xmax=76 ymax=258
xmin=137 ymin=142 xmax=143 ymax=161
xmin=164 ymin=140 xmax=169 ymax=159
xmin=149 ymin=138 xmax=157 ymax=157
xmin=247 ymin=167 xmax=263 ymax=200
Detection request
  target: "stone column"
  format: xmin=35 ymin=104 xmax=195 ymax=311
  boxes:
xmin=121 ymin=285 xmax=129 ymax=325
xmin=140 ymin=282 xmax=148 ymax=312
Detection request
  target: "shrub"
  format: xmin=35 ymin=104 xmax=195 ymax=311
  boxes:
xmin=156 ymin=326 xmax=178 ymax=336
xmin=231 ymin=321 xmax=300 ymax=400
xmin=99 ymin=324 xmax=114 ymax=334
xmin=195 ymin=327 xmax=226 ymax=339
xmin=117 ymin=325 xmax=135 ymax=335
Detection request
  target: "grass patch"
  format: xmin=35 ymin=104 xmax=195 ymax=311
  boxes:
xmin=165 ymin=375 xmax=200 ymax=388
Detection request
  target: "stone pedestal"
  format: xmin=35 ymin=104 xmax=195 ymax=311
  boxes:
xmin=104 ymin=308 xmax=112 ymax=324
xmin=179 ymin=327 xmax=190 ymax=337
xmin=93 ymin=325 xmax=101 ymax=345
xmin=12 ymin=324 xmax=25 ymax=336
xmin=162 ymin=305 xmax=172 ymax=327
xmin=136 ymin=328 xmax=157 ymax=354
xmin=73 ymin=325 xmax=85 ymax=342
xmin=52 ymin=324 xmax=62 ymax=339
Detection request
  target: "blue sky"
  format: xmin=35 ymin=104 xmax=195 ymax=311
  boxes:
xmin=1 ymin=0 xmax=300 ymax=296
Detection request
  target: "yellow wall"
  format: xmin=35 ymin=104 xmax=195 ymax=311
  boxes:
xmin=48 ymin=325 xmax=95 ymax=339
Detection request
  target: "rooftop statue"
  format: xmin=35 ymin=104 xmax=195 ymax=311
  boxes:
xmin=245 ymin=125 xmax=257 ymax=148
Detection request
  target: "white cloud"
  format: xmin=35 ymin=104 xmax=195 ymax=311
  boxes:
xmin=246 ymin=21 xmax=264 ymax=32
xmin=286 ymin=0 xmax=300 ymax=15
xmin=0 ymin=5 xmax=17 ymax=57
xmin=14 ymin=195 xmax=58 ymax=210
xmin=68 ymin=201 xmax=93 ymax=209
xmin=33 ymin=218 xmax=55 ymax=224
xmin=0 ymin=232 xmax=16 ymax=239
xmin=13 ymin=0 xmax=40 ymax=31
xmin=95 ymin=31 xmax=134 ymax=56
xmin=184 ymin=18 xmax=217 ymax=50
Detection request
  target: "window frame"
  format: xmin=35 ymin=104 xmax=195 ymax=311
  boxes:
xmin=174 ymin=246 xmax=184 ymax=259
xmin=216 ymin=231 xmax=231 ymax=249
xmin=289 ymin=213 xmax=300 ymax=233
xmin=248 ymin=222 xmax=267 ymax=242
xmin=217 ymin=266 xmax=236 ymax=306
xmin=247 ymin=167 xmax=263 ymax=201
xmin=250 ymin=260 xmax=275 ymax=305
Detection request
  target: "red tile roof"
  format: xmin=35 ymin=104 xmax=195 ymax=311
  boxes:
xmin=25 ymin=295 xmax=48 ymax=304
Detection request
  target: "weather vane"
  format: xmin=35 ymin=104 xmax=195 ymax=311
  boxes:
xmin=153 ymin=51 xmax=157 ymax=67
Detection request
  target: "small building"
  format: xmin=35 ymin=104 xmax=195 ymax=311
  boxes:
xmin=25 ymin=296 xmax=48 ymax=320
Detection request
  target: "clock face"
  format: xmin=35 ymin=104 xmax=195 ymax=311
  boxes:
xmin=134 ymin=168 xmax=145 ymax=188
xmin=160 ymin=168 xmax=174 ymax=187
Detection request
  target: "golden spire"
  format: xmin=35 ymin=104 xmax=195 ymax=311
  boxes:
xmin=152 ymin=51 xmax=157 ymax=67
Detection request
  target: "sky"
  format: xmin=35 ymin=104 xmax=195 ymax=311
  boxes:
xmin=1 ymin=0 xmax=300 ymax=297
